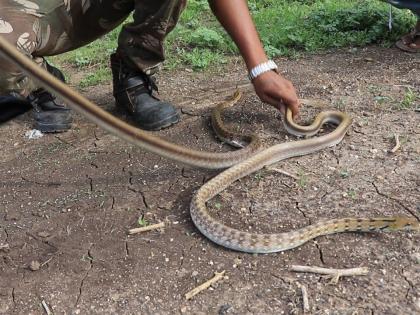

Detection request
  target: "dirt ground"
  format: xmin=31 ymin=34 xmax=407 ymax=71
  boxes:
xmin=0 ymin=47 xmax=419 ymax=315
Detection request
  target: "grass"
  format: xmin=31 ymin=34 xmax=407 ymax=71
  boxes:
xmin=339 ymin=170 xmax=350 ymax=179
xmin=398 ymin=87 xmax=418 ymax=109
xmin=51 ymin=0 xmax=416 ymax=87
xmin=347 ymin=189 xmax=357 ymax=199
xmin=371 ymin=85 xmax=419 ymax=110
xmin=138 ymin=217 xmax=149 ymax=227
xmin=297 ymin=170 xmax=308 ymax=188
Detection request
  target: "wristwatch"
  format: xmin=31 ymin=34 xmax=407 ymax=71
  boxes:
xmin=248 ymin=60 xmax=278 ymax=81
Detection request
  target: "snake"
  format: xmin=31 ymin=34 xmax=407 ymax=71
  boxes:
xmin=1 ymin=35 xmax=418 ymax=253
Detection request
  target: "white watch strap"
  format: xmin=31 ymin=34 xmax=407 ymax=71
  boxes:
xmin=248 ymin=60 xmax=278 ymax=81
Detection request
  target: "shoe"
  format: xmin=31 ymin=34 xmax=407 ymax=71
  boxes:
xmin=0 ymin=93 xmax=31 ymax=123
xmin=110 ymin=53 xmax=180 ymax=131
xmin=28 ymin=89 xmax=72 ymax=133
xmin=28 ymin=63 xmax=72 ymax=133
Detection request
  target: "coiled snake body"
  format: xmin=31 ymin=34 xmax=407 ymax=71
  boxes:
xmin=1 ymin=36 xmax=418 ymax=253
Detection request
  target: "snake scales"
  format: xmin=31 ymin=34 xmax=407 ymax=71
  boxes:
xmin=0 ymin=36 xmax=418 ymax=253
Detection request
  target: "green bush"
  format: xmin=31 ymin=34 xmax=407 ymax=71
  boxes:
xmin=52 ymin=0 xmax=417 ymax=85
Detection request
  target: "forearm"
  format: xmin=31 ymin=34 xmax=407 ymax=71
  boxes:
xmin=208 ymin=0 xmax=300 ymax=116
xmin=208 ymin=0 xmax=268 ymax=70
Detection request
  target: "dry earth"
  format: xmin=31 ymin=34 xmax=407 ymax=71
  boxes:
xmin=0 ymin=47 xmax=419 ymax=314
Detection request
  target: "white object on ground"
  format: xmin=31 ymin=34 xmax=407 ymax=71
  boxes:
xmin=25 ymin=129 xmax=43 ymax=139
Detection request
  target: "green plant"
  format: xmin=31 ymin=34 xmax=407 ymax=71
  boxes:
xmin=182 ymin=48 xmax=227 ymax=70
xmin=188 ymin=27 xmax=225 ymax=48
xmin=254 ymin=171 xmax=265 ymax=181
xmin=51 ymin=0 xmax=416 ymax=76
xmin=298 ymin=170 xmax=308 ymax=188
xmin=374 ymin=95 xmax=391 ymax=105
xmin=138 ymin=217 xmax=149 ymax=227
xmin=79 ymin=67 xmax=111 ymax=88
xmin=340 ymin=170 xmax=349 ymax=179
xmin=347 ymin=189 xmax=357 ymax=199
xmin=398 ymin=87 xmax=418 ymax=109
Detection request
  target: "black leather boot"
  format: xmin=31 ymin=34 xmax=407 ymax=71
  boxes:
xmin=27 ymin=63 xmax=72 ymax=133
xmin=111 ymin=53 xmax=179 ymax=131
xmin=0 ymin=63 xmax=71 ymax=131
xmin=28 ymin=89 xmax=72 ymax=133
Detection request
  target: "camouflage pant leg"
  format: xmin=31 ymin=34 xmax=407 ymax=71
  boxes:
xmin=0 ymin=0 xmax=133 ymax=96
xmin=117 ymin=0 xmax=187 ymax=74
xmin=0 ymin=0 xmax=185 ymax=96
xmin=0 ymin=0 xmax=46 ymax=96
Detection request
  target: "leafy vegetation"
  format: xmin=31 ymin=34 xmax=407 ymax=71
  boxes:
xmin=52 ymin=0 xmax=416 ymax=87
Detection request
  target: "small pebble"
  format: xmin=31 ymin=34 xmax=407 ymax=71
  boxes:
xmin=29 ymin=260 xmax=41 ymax=271
xmin=38 ymin=231 xmax=50 ymax=238
xmin=410 ymin=252 xmax=420 ymax=264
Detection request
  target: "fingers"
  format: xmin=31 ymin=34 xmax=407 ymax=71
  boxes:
xmin=265 ymin=80 xmax=300 ymax=118
xmin=253 ymin=71 xmax=301 ymax=118
xmin=259 ymin=93 xmax=286 ymax=116
xmin=281 ymin=92 xmax=300 ymax=118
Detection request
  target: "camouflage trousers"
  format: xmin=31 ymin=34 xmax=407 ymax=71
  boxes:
xmin=0 ymin=0 xmax=186 ymax=96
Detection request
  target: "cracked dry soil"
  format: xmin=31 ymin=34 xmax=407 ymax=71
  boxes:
xmin=0 ymin=47 xmax=419 ymax=314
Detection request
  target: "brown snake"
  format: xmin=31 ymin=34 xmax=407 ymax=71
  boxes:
xmin=1 ymin=36 xmax=418 ymax=253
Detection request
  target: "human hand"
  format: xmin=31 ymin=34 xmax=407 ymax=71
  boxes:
xmin=252 ymin=71 xmax=300 ymax=118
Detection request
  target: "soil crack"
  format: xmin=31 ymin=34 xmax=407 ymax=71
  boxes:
xmin=11 ymin=288 xmax=16 ymax=305
xmin=86 ymin=175 xmax=94 ymax=193
xmin=75 ymin=245 xmax=94 ymax=306
xmin=371 ymin=182 xmax=419 ymax=220
xmin=4 ymin=228 xmax=9 ymax=243
xmin=128 ymin=188 xmax=149 ymax=209
xmin=125 ymin=241 xmax=129 ymax=257
xmin=21 ymin=176 xmax=61 ymax=187
xmin=315 ymin=242 xmax=326 ymax=265
xmin=295 ymin=202 xmax=310 ymax=223
xmin=26 ymin=232 xmax=58 ymax=251
xmin=400 ymin=269 xmax=415 ymax=299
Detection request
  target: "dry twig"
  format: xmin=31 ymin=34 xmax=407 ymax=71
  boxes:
xmin=128 ymin=222 xmax=165 ymax=235
xmin=0 ymin=243 xmax=9 ymax=251
xmin=41 ymin=300 xmax=52 ymax=315
xmin=290 ymin=265 xmax=369 ymax=284
xmin=41 ymin=257 xmax=54 ymax=267
xmin=266 ymin=167 xmax=299 ymax=180
xmin=390 ymin=133 xmax=400 ymax=153
xmin=185 ymin=271 xmax=226 ymax=300
xmin=297 ymin=283 xmax=310 ymax=313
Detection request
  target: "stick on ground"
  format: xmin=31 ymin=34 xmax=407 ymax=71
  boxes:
xmin=290 ymin=265 xmax=369 ymax=284
xmin=128 ymin=222 xmax=165 ymax=235
xmin=297 ymin=283 xmax=310 ymax=313
xmin=390 ymin=133 xmax=400 ymax=153
xmin=41 ymin=300 xmax=52 ymax=315
xmin=266 ymin=167 xmax=299 ymax=180
xmin=185 ymin=271 xmax=226 ymax=300
xmin=0 ymin=243 xmax=9 ymax=250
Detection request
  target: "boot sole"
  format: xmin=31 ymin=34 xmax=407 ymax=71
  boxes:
xmin=115 ymin=102 xmax=180 ymax=131
xmin=34 ymin=121 xmax=72 ymax=133
xmin=142 ymin=111 xmax=180 ymax=131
